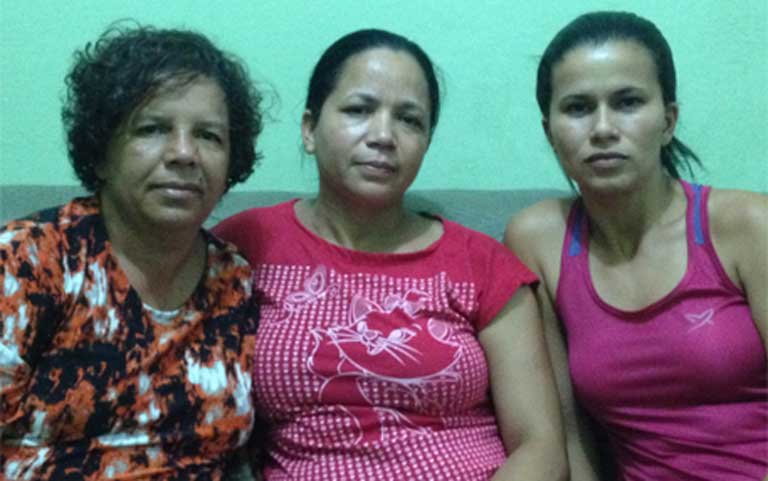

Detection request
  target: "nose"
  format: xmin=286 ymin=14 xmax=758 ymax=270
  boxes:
xmin=590 ymin=105 xmax=619 ymax=144
xmin=165 ymin=129 xmax=199 ymax=165
xmin=366 ymin=112 xmax=395 ymax=149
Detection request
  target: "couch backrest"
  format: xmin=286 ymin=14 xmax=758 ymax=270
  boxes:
xmin=1 ymin=185 xmax=570 ymax=241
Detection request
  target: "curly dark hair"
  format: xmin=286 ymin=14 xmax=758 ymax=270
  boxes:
xmin=62 ymin=21 xmax=263 ymax=192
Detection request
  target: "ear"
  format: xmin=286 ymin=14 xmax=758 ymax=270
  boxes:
xmin=301 ymin=110 xmax=317 ymax=154
xmin=541 ymin=117 xmax=554 ymax=146
xmin=662 ymin=102 xmax=679 ymax=146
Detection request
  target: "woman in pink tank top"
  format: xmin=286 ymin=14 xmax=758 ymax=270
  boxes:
xmin=504 ymin=11 xmax=767 ymax=481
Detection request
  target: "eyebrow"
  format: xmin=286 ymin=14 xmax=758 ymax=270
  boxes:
xmin=559 ymin=85 xmax=646 ymax=100
xmin=132 ymin=113 xmax=229 ymax=129
xmin=196 ymin=120 xmax=229 ymax=131
xmin=345 ymin=92 xmax=428 ymax=113
xmin=611 ymin=86 xmax=645 ymax=96
xmin=557 ymin=93 xmax=591 ymax=103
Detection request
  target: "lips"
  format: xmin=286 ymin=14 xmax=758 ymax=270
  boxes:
xmin=585 ymin=152 xmax=628 ymax=163
xmin=150 ymin=181 xmax=203 ymax=196
xmin=355 ymin=160 xmax=397 ymax=174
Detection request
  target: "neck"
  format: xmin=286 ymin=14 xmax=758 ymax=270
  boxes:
xmin=300 ymin=189 xmax=425 ymax=253
xmin=100 ymin=196 xmax=205 ymax=309
xmin=581 ymin=175 xmax=683 ymax=258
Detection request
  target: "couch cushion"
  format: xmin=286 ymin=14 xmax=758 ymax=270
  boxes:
xmin=1 ymin=185 xmax=570 ymax=240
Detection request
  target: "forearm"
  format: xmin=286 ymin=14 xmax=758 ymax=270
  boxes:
xmin=560 ymin=402 xmax=601 ymax=481
xmin=491 ymin=438 xmax=568 ymax=481
xmin=566 ymin=439 xmax=600 ymax=481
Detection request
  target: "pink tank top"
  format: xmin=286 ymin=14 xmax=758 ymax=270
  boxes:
xmin=557 ymin=180 xmax=768 ymax=481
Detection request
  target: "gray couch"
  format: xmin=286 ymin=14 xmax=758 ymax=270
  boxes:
xmin=1 ymin=185 xmax=571 ymax=241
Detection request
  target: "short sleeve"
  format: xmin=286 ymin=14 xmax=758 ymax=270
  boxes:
xmin=0 ymin=222 xmax=64 ymax=428
xmin=472 ymin=234 xmax=539 ymax=331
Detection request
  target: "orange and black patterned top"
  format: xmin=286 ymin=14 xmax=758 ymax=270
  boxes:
xmin=0 ymin=197 xmax=259 ymax=480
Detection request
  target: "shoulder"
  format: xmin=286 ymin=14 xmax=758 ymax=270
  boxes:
xmin=503 ymin=198 xmax=575 ymax=268
xmin=202 ymin=230 xmax=251 ymax=269
xmin=707 ymin=188 xmax=767 ymax=235
xmin=0 ymin=201 xmax=93 ymax=302
xmin=201 ymin=231 xmax=254 ymax=305
xmin=441 ymin=218 xmax=539 ymax=284
xmin=442 ymin=217 xmax=502 ymax=248
xmin=214 ymin=201 xmax=285 ymax=229
xmin=213 ymin=200 xmax=296 ymax=241
xmin=211 ymin=200 xmax=300 ymax=265
xmin=442 ymin=218 xmax=532 ymax=274
xmin=0 ymin=199 xmax=81 ymax=254
xmin=707 ymin=188 xmax=767 ymax=274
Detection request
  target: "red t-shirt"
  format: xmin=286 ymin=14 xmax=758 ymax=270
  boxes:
xmin=214 ymin=200 xmax=537 ymax=480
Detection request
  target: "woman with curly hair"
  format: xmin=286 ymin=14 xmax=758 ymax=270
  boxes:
xmin=0 ymin=23 xmax=264 ymax=480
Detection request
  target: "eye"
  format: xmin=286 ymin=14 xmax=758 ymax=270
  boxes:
xmin=615 ymin=96 xmax=644 ymax=111
xmin=562 ymin=100 xmax=592 ymax=117
xmin=134 ymin=123 xmax=166 ymax=136
xmin=198 ymin=129 xmax=224 ymax=145
xmin=341 ymin=104 xmax=372 ymax=116
xmin=399 ymin=113 xmax=425 ymax=131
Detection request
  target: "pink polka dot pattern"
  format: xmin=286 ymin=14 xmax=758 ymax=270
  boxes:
xmin=255 ymin=265 xmax=506 ymax=480
xmin=212 ymin=201 xmax=539 ymax=480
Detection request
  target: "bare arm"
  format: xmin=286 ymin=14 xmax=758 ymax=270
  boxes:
xmin=735 ymin=195 xmax=768 ymax=353
xmin=479 ymin=286 xmax=568 ymax=481
xmin=532 ymin=282 xmax=602 ymax=480
xmin=710 ymin=190 xmax=768 ymax=354
xmin=504 ymin=202 xmax=601 ymax=481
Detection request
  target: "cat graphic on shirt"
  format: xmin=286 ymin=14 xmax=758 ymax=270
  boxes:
xmin=308 ymin=289 xmax=462 ymax=444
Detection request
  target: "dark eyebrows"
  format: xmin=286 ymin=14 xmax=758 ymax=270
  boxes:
xmin=612 ymin=86 xmax=645 ymax=96
xmin=344 ymin=93 xmax=377 ymax=104
xmin=344 ymin=92 xmax=428 ymax=115
xmin=130 ymin=113 xmax=228 ymax=130
xmin=608 ymin=87 xmax=650 ymax=106
xmin=558 ymin=93 xmax=591 ymax=105
xmin=197 ymin=120 xmax=229 ymax=131
xmin=398 ymin=101 xmax=427 ymax=114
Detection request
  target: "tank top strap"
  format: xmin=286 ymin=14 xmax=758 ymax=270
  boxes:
xmin=564 ymin=198 xmax=588 ymax=257
xmin=679 ymin=178 xmax=740 ymax=293
xmin=680 ymin=179 xmax=710 ymax=247
xmin=556 ymin=198 xmax=591 ymax=321
xmin=559 ymin=199 xmax=589 ymax=286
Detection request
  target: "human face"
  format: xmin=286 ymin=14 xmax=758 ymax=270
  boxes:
xmin=98 ymin=76 xmax=230 ymax=234
xmin=301 ymin=47 xmax=431 ymax=207
xmin=545 ymin=40 xmax=678 ymax=193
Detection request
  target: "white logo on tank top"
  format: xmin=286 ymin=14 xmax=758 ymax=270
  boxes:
xmin=685 ymin=308 xmax=714 ymax=331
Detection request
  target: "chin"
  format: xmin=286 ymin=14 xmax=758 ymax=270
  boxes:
xmin=351 ymin=184 xmax=408 ymax=208
xmin=576 ymin=174 xmax=640 ymax=196
xmin=148 ymin=207 xmax=211 ymax=231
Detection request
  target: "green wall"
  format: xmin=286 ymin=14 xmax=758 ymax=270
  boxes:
xmin=2 ymin=0 xmax=766 ymax=193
